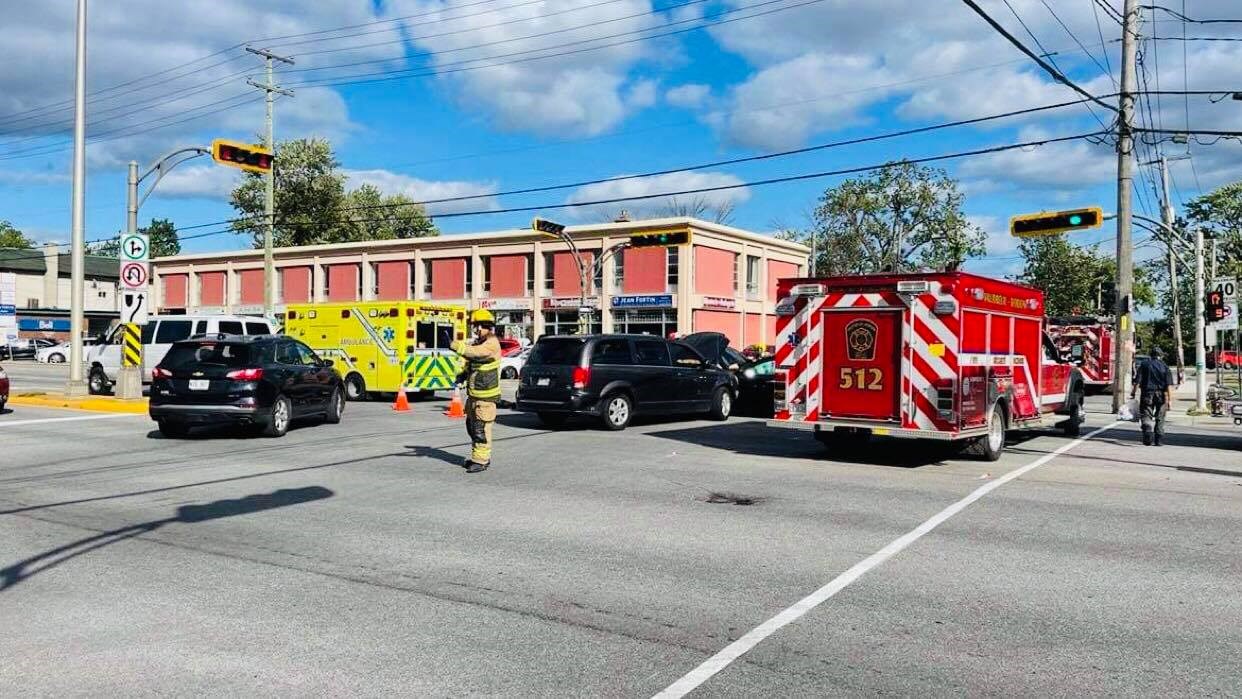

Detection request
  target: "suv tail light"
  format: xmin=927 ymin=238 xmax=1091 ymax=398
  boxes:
xmin=151 ymin=367 xmax=172 ymax=379
xmin=226 ymin=368 xmax=264 ymax=381
xmin=572 ymin=366 xmax=590 ymax=389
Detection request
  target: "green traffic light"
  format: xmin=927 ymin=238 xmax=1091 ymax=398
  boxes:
xmin=1068 ymin=214 xmax=1083 ymax=226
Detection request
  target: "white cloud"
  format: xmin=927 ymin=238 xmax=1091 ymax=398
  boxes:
xmin=959 ymin=126 xmax=1115 ymax=190
xmin=565 ymin=170 xmax=750 ymax=219
xmin=153 ymin=164 xmax=241 ymax=200
xmin=666 ymin=84 xmax=711 ymax=109
xmin=343 ymin=169 xmax=499 ymax=215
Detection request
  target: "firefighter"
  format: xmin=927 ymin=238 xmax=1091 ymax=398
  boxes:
xmin=451 ymin=309 xmax=503 ymax=473
xmin=1131 ymin=346 xmax=1174 ymax=446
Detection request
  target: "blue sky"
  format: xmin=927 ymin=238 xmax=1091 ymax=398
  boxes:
xmin=2 ymin=0 xmax=1239 ymax=281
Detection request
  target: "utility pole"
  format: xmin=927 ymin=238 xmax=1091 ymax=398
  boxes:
xmin=246 ymin=47 xmax=294 ymax=319
xmin=65 ymin=0 xmax=89 ymax=397
xmin=1194 ymin=226 xmax=1206 ymax=409
xmin=1152 ymin=155 xmax=1186 ymax=383
xmin=1111 ymin=0 xmax=1140 ymax=413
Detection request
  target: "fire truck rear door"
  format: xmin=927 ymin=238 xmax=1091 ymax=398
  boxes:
xmin=821 ymin=309 xmax=902 ymax=421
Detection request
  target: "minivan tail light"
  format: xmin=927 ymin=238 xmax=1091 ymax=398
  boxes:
xmin=151 ymin=367 xmax=172 ymax=379
xmin=226 ymin=368 xmax=264 ymax=381
xmin=572 ymin=367 xmax=590 ymax=389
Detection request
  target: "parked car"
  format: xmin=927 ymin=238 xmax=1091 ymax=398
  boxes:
xmin=681 ymin=331 xmax=776 ymax=417
xmin=1 ymin=338 xmax=56 ymax=360
xmin=0 ymin=362 xmax=8 ymax=412
xmin=149 ymin=334 xmax=344 ymax=438
xmin=1217 ymin=349 xmax=1241 ymax=369
xmin=515 ymin=334 xmax=734 ymax=430
xmin=88 ymin=314 xmax=276 ymax=394
xmin=36 ymin=338 xmax=98 ymax=363
xmin=500 ymin=346 xmax=530 ymax=380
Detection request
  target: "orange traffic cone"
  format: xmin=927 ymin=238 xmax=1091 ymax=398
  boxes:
xmin=393 ymin=386 xmax=411 ymax=412
xmin=445 ymin=386 xmax=465 ymax=418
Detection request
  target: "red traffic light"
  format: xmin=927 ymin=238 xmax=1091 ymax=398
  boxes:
xmin=211 ymin=139 xmax=273 ymax=173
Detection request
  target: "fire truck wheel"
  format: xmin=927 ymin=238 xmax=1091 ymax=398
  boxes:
xmin=344 ymin=373 xmax=367 ymax=401
xmin=974 ymin=404 xmax=1006 ymax=461
xmin=708 ymin=387 xmax=732 ymax=421
xmin=1062 ymin=392 xmax=1084 ymax=437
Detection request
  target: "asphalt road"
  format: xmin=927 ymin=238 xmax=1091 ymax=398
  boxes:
xmin=1 ymin=393 xmax=1240 ymax=695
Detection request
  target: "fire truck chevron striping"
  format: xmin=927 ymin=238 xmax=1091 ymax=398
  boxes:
xmin=770 ymin=273 xmax=1085 ymax=460
xmin=1046 ymin=317 xmax=1114 ymax=391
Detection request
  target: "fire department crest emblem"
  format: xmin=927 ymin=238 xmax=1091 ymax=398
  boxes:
xmin=845 ymin=319 xmax=878 ymax=361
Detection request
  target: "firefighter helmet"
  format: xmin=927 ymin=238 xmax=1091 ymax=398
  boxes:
xmin=470 ymin=309 xmax=495 ymax=325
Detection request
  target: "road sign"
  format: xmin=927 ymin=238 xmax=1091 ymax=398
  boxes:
xmin=121 ymin=290 xmax=149 ymax=325
xmin=121 ymin=233 xmax=149 ymax=260
xmin=120 ymin=261 xmax=149 ymax=290
xmin=122 ymin=323 xmax=142 ymax=367
xmin=1211 ymin=277 xmax=1237 ymax=331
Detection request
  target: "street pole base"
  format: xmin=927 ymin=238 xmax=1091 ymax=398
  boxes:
xmin=116 ymin=366 xmax=143 ymax=400
xmin=63 ymin=380 xmax=89 ymax=398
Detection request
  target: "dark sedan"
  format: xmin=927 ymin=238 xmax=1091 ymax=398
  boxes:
xmin=682 ymin=332 xmax=776 ymax=417
xmin=149 ymin=334 xmax=344 ymax=438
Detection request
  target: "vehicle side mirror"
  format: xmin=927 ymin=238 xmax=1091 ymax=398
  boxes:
xmin=321 ymin=359 xmax=334 ymax=368
xmin=727 ymin=362 xmax=740 ymax=371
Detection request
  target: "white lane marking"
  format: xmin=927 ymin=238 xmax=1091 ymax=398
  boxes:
xmin=0 ymin=413 xmax=140 ymax=428
xmin=653 ymin=420 xmax=1122 ymax=699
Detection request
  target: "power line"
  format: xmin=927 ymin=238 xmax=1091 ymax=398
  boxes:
xmin=1092 ymin=0 xmax=1125 ymax=25
xmin=1142 ymin=5 xmax=1242 ymax=24
xmin=1038 ymin=0 xmax=1116 ymax=87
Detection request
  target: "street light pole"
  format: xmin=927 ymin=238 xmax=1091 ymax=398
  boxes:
xmin=1194 ymin=227 xmax=1207 ymax=410
xmin=65 ymin=0 xmax=89 ymax=397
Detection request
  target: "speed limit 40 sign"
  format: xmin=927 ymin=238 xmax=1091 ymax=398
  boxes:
xmin=1211 ymin=278 xmax=1237 ymax=331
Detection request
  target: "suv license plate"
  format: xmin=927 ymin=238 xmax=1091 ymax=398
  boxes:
xmin=189 ymin=379 xmax=209 ymax=391
xmin=537 ymin=377 xmax=550 ymax=386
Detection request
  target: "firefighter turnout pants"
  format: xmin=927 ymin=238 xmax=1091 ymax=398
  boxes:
xmin=466 ymin=398 xmax=496 ymax=465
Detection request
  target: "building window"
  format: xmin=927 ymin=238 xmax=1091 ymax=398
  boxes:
xmin=732 ymin=253 xmax=740 ymax=294
xmin=667 ymin=246 xmax=679 ymax=293
xmin=542 ymin=310 xmax=600 ymax=336
xmin=526 ymin=253 xmax=535 ymax=295
xmin=423 ymin=260 xmax=433 ymax=296
xmin=592 ymin=251 xmax=603 ymax=293
xmin=612 ymin=308 xmax=677 ymax=338
xmin=746 ymin=255 xmax=760 ymax=299
xmin=543 ymin=252 xmax=555 ymax=291
xmin=370 ymin=263 xmax=379 ymax=298
xmin=481 ymin=258 xmax=492 ymax=297
xmin=613 ymin=249 xmax=625 ymax=288
xmin=465 ymin=259 xmax=473 ymax=297
xmin=409 ymin=261 xmax=418 ymax=298
xmin=323 ymin=271 xmax=331 ymax=300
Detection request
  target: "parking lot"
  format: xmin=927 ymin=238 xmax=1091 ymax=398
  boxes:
xmin=2 ymin=376 xmax=1241 ymax=695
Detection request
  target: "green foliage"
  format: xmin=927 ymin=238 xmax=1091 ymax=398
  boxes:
xmin=88 ymin=219 xmax=182 ymax=258
xmin=781 ymin=162 xmax=986 ymax=275
xmin=1017 ymin=235 xmax=1155 ymax=317
xmin=0 ymin=221 xmax=34 ymax=249
xmin=1185 ymin=182 xmax=1242 ymax=276
xmin=229 ymin=138 xmax=438 ymax=248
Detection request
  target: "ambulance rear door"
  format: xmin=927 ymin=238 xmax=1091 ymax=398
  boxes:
xmin=820 ymin=308 xmax=903 ymax=422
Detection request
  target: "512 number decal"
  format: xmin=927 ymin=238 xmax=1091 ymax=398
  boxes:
xmin=839 ymin=367 xmax=883 ymax=391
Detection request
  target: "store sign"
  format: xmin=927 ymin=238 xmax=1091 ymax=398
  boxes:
xmin=701 ymin=296 xmax=736 ymax=310
xmin=0 ymin=273 xmax=15 ymax=342
xmin=542 ymin=297 xmax=600 ymax=310
xmin=19 ymin=318 xmax=71 ymax=332
xmin=612 ymin=294 xmax=673 ymax=309
xmin=479 ymin=298 xmax=533 ymax=311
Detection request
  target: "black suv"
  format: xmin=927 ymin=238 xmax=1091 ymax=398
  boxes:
xmin=516 ymin=334 xmax=734 ymax=430
xmin=149 ymin=335 xmax=344 ymax=438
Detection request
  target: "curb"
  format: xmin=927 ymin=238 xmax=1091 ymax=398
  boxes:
xmin=8 ymin=392 xmax=149 ymax=414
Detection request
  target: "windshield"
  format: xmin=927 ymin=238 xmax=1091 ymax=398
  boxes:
xmin=161 ymin=342 xmax=258 ymax=370
xmin=527 ymin=338 xmax=584 ymax=366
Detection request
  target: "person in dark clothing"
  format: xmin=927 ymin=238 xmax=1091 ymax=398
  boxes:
xmin=1131 ymin=346 xmax=1175 ymax=446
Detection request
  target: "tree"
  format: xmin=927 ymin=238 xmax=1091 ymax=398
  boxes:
xmin=781 ymin=162 xmax=986 ymax=275
xmin=0 ymin=221 xmax=34 ymax=249
xmin=1185 ymin=182 xmax=1242 ymax=276
xmin=1017 ymin=235 xmax=1155 ymax=317
xmin=656 ymin=196 xmax=736 ymax=225
xmin=229 ymin=137 xmax=439 ymax=248
xmin=88 ymin=219 xmax=182 ymax=258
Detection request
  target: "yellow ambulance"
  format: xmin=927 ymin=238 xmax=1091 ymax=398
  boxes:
xmin=284 ymin=301 xmax=468 ymax=400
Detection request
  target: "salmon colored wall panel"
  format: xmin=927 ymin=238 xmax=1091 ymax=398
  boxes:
xmin=327 ymin=264 xmax=360 ymax=302
xmin=199 ymin=271 xmax=226 ymax=306
xmin=743 ymin=312 xmax=764 ymax=348
xmin=490 ymin=255 xmax=527 ymax=297
xmin=623 ymin=247 xmax=666 ymax=294
xmin=376 ymin=261 xmax=409 ymax=301
xmin=282 ymin=267 xmax=311 ymax=303
xmin=693 ymin=310 xmax=741 ymax=344
xmin=238 ymin=269 xmax=264 ymax=305
xmin=694 ymin=246 xmax=736 ymax=296
xmin=162 ymin=274 xmax=187 ymax=308
xmin=767 ymin=260 xmax=799 ymax=301
xmin=431 ymin=258 xmax=467 ymax=299
xmin=552 ymin=251 xmax=593 ymax=296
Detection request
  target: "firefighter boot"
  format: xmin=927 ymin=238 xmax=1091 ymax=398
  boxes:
xmin=465 ymin=460 xmax=490 ymax=474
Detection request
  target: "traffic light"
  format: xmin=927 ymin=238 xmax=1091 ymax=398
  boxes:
xmin=531 ymin=218 xmax=566 ymax=237
xmin=211 ymin=139 xmax=273 ymax=174
xmin=629 ymin=229 xmax=691 ymax=248
xmin=1206 ymin=290 xmax=1227 ymax=323
xmin=1009 ymin=207 xmax=1103 ymax=238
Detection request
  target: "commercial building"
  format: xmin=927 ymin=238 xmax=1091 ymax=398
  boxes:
xmin=0 ymin=245 xmax=120 ymax=340
xmin=150 ymin=218 xmax=809 ymax=349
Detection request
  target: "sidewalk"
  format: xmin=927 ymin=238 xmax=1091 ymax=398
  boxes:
xmin=1164 ymin=371 xmax=1234 ymax=429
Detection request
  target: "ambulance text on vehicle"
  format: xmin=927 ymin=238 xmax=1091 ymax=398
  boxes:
xmin=768 ymin=272 xmax=1086 ymax=460
xmin=284 ymin=301 xmax=467 ymax=400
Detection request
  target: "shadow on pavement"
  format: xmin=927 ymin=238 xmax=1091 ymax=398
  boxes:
xmin=403 ymin=445 xmax=464 ymax=466
xmin=0 ymin=486 xmax=333 ymax=591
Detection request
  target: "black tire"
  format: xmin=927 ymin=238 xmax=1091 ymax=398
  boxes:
xmin=600 ymin=392 xmax=633 ymax=431
xmin=537 ymin=412 xmax=569 ymax=428
xmin=708 ymin=387 xmax=733 ymax=421
xmin=87 ymin=367 xmax=109 ymax=395
xmin=1062 ymin=391 xmax=1084 ymax=437
xmin=973 ymin=403 xmax=1006 ymax=462
xmin=501 ymin=366 xmax=518 ymax=380
xmin=157 ymin=420 xmax=189 ymax=438
xmin=324 ymin=388 xmax=344 ymax=424
xmin=262 ymin=395 xmax=292 ymax=437
xmin=48 ymin=353 xmax=65 ymax=363
xmin=344 ymin=373 xmax=367 ymax=401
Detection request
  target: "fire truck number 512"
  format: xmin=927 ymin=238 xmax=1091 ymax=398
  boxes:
xmin=839 ymin=367 xmax=883 ymax=391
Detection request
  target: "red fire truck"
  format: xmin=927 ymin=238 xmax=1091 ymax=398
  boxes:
xmin=1046 ymin=316 xmax=1114 ymax=393
xmin=769 ymin=272 xmax=1086 ymax=460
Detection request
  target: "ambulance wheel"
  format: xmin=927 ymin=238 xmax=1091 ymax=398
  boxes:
xmin=1062 ymin=391 xmax=1084 ymax=437
xmin=344 ymin=373 xmax=367 ymax=401
xmin=974 ymin=404 xmax=1006 ymax=461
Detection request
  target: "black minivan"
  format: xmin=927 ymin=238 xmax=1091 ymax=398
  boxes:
xmin=515 ymin=334 xmax=734 ymax=430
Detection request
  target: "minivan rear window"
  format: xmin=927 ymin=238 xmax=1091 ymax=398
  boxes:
xmin=162 ymin=342 xmax=257 ymax=369
xmin=592 ymin=339 xmax=632 ymax=365
xmin=527 ymin=338 xmax=584 ymax=366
